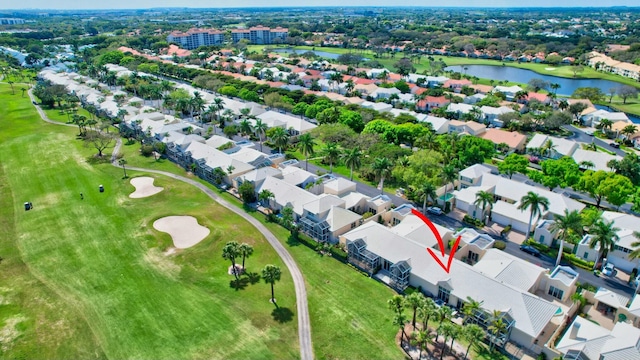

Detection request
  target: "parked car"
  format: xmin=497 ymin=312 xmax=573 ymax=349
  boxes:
xmin=585 ymin=130 xmax=594 ymax=136
xmin=609 ymin=142 xmax=620 ymax=148
xmin=519 ymin=245 xmax=541 ymax=257
xmin=602 ymin=263 xmax=615 ymax=277
xmin=427 ymin=206 xmax=443 ymax=215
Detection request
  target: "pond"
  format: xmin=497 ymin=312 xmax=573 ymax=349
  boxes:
xmin=271 ymin=48 xmax=368 ymax=61
xmin=444 ymin=64 xmax=627 ymax=97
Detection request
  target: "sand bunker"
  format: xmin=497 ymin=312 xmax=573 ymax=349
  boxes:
xmin=545 ymin=67 xmax=557 ymax=71
xmin=153 ymin=216 xmax=210 ymax=249
xmin=129 ymin=177 xmax=164 ymax=198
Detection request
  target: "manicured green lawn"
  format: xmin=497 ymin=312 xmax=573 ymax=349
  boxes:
xmin=42 ymin=105 xmax=94 ymax=124
xmin=0 ymin=83 xmax=299 ymax=360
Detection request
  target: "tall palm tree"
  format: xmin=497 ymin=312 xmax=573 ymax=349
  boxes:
xmin=341 ymin=147 xmax=363 ymax=181
xmin=416 ymin=182 xmax=438 ymax=215
xmin=541 ymin=139 xmax=557 ymax=158
xmin=417 ymin=297 xmax=437 ymax=331
xmin=550 ymin=209 xmax=584 ymax=267
xmin=253 ymin=119 xmax=268 ymax=152
xmin=518 ymin=191 xmax=550 ymax=241
xmin=628 ymin=232 xmax=640 ymax=260
xmin=588 ymin=218 xmax=620 ymax=259
xmin=297 ymin=133 xmax=316 ymax=171
xmin=321 ymin=142 xmax=341 ymax=173
xmin=393 ymin=313 xmax=409 ymax=345
xmin=439 ymin=322 xmax=456 ymax=360
xmin=550 ymin=83 xmax=560 ymax=96
xmin=473 ymin=190 xmax=495 ymax=224
xmin=404 ymin=292 xmax=426 ymax=330
xmin=463 ymin=324 xmax=485 ymax=360
xmin=434 ymin=306 xmax=453 ymax=343
xmin=239 ymin=118 xmax=253 ymax=137
xmin=372 ymin=157 xmax=393 ymax=195
xmin=213 ymin=97 xmax=225 ymax=123
xmin=442 ymin=164 xmax=458 ymax=205
xmin=118 ymin=158 xmax=128 ymax=178
xmin=388 ymin=294 xmax=405 ymax=317
xmin=269 ymin=127 xmax=290 ymax=154
xmin=410 ymin=329 xmax=432 ymax=360
xmin=462 ymin=296 xmax=483 ymax=324
xmin=239 ymin=243 xmax=254 ymax=270
xmin=621 ymin=124 xmax=638 ymax=140
xmin=488 ymin=311 xmax=507 ymax=352
xmin=261 ymin=264 xmax=282 ymax=304
xmin=447 ymin=323 xmax=461 ymax=358
xmin=222 ymin=241 xmax=241 ymax=280
xmin=599 ymin=118 xmax=613 ymax=132
xmin=258 ymin=189 xmax=275 ymax=210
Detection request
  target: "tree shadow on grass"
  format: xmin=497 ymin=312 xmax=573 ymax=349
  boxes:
xmin=286 ymin=234 xmax=301 ymax=247
xmin=271 ymin=307 xmax=294 ymax=323
xmin=229 ymin=278 xmax=250 ymax=291
xmin=246 ymin=271 xmax=261 ymax=284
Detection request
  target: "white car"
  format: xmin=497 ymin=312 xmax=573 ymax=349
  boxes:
xmin=585 ymin=130 xmax=594 ymax=136
xmin=427 ymin=206 xmax=443 ymax=215
xmin=602 ymin=263 xmax=615 ymax=277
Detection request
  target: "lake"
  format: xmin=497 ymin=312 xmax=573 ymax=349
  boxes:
xmin=271 ymin=48 xmax=368 ymax=61
xmin=444 ymin=64 xmax=626 ymax=96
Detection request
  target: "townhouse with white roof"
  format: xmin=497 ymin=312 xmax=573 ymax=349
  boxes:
xmin=581 ymin=109 xmax=630 ymax=128
xmin=556 ymin=316 xmax=640 ymax=360
xmin=526 ymin=134 xmax=579 ymax=159
xmin=254 ymin=110 xmax=317 ymax=135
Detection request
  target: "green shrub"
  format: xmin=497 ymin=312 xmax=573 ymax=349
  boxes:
xmin=493 ymin=241 xmax=506 ymax=250
xmin=501 ymin=225 xmax=512 ymax=235
xmin=140 ymin=144 xmax=154 ymax=156
xmin=330 ymin=246 xmax=348 ymax=263
xmin=362 ymin=212 xmax=373 ymax=219
xmin=463 ymin=215 xmax=484 ymax=228
xmin=564 ymin=253 xmax=595 ymax=270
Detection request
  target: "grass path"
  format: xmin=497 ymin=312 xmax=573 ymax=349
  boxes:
xmin=0 ymin=84 xmax=299 ymax=359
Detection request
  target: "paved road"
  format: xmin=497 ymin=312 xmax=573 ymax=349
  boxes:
xmin=29 ymin=92 xmax=315 ymax=360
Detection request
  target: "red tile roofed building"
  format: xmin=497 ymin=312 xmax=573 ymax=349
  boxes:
xmin=524 ymin=92 xmax=550 ymax=105
xmin=480 ymin=129 xmax=527 ymax=151
xmin=469 ymin=84 xmax=494 ymax=94
xmin=118 ymin=46 xmax=142 ymax=56
xmin=387 ymin=73 xmax=403 ymax=81
xmin=443 ymin=79 xmax=472 ymax=92
xmin=412 ymin=87 xmax=428 ymax=96
xmin=266 ymin=81 xmax=286 ymax=88
xmin=165 ymin=44 xmax=192 ymax=58
xmin=416 ymin=96 xmax=450 ymax=112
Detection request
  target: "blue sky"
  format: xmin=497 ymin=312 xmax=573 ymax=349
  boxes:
xmin=2 ymin=0 xmax=639 ymax=10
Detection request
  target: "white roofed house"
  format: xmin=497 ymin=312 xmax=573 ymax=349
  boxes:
xmin=254 ymin=110 xmax=317 ymax=135
xmin=233 ymin=167 xmax=283 ymax=189
xmin=453 ymin=173 xmax=585 ymax=234
xmin=446 ymin=103 xmax=474 ymax=119
xmin=480 ymin=106 xmax=515 ymax=128
xmin=556 ymin=316 xmax=640 ymax=360
xmin=458 ymin=164 xmax=493 ymax=189
xmin=183 ymin=141 xmax=255 ymax=185
xmin=420 ymin=115 xmax=450 ymax=134
xmin=298 ymin=194 xmax=363 ymax=243
xmin=162 ymin=130 xmax=206 ymax=166
xmin=255 ymin=175 xmax=318 ymax=220
xmin=571 ymin=148 xmax=622 ymax=172
xmin=526 ymin=134 xmax=578 ymax=159
xmin=580 ymin=109 xmax=630 ymax=128
xmin=493 ymin=85 xmax=524 ymax=101
xmin=447 ymin=120 xmax=487 ymax=136
xmin=371 ymin=87 xmax=401 ymax=100
xmin=340 ymin=220 xmax=567 ymax=350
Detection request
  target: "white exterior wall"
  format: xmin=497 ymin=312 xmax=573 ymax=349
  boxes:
xmin=608 ymin=252 xmax=639 ymax=273
xmin=575 ymin=243 xmax=600 ymax=263
xmin=534 ymin=226 xmax=555 ymax=247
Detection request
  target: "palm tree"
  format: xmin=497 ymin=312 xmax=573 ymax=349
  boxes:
xmin=222 ymin=241 xmax=241 ymax=280
xmin=239 ymin=243 xmax=254 ymax=270
xmin=404 ymin=292 xmax=426 ymax=330
xmin=434 ymin=306 xmax=453 ymax=343
xmin=599 ymin=118 xmax=613 ymax=132
xmin=439 ymin=322 xmax=456 ymax=360
xmin=212 ymin=97 xmax=225 ymax=123
xmin=488 ymin=311 xmax=507 ymax=352
xmin=518 ymin=191 xmax=550 ymax=241
xmin=541 ymin=139 xmax=557 ymax=158
xmin=321 ymin=142 xmax=341 ymax=174
xmin=118 ymin=158 xmax=128 ymax=178
xmin=549 ymin=209 xmax=583 ymax=267
xmin=417 ymin=297 xmax=437 ymax=331
xmin=269 ymin=127 xmax=290 ymax=154
xmin=621 ymin=124 xmax=638 ymax=140
xmin=588 ymin=218 xmax=620 ymax=259
xmin=239 ymin=119 xmax=253 ymax=137
xmin=410 ymin=329 xmax=432 ymax=360
xmin=416 ymin=182 xmax=437 ymax=215
xmin=462 ymin=324 xmax=485 ymax=360
xmin=447 ymin=323 xmax=461 ymax=358
xmin=258 ymin=189 xmax=275 ymax=210
xmin=473 ymin=190 xmax=495 ymax=224
xmin=628 ymin=232 xmax=640 ymax=260
xmin=372 ymin=157 xmax=393 ymax=195
xmin=393 ymin=313 xmax=409 ymax=345
xmin=297 ymin=133 xmax=316 ymax=171
xmin=442 ymin=164 xmax=458 ymax=205
xmin=550 ymin=83 xmax=560 ymax=96
xmin=388 ymin=295 xmax=405 ymax=316
xmin=462 ymin=296 xmax=483 ymax=324
xmin=7 ymin=80 xmax=15 ymax=94
xmin=341 ymin=147 xmax=363 ymax=181
xmin=253 ymin=119 xmax=268 ymax=152
xmin=261 ymin=264 xmax=282 ymax=304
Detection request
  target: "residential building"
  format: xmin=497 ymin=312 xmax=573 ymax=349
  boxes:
xmin=533 ymin=219 xmax=558 ymax=247
xmin=299 ymin=194 xmax=362 ymax=243
xmin=526 ymin=134 xmax=579 ymax=159
xmin=587 ymin=51 xmax=640 ymax=81
xmin=448 ymin=120 xmax=487 ymax=136
xmin=556 ymin=312 xmax=640 ymax=359
xmin=419 ymin=115 xmax=450 ymax=134
xmin=231 ymin=26 xmax=288 ymax=44
xmin=571 ymin=148 xmax=622 ymax=172
xmin=416 ymin=96 xmax=450 ymax=112
xmin=479 ymin=129 xmax=527 ymax=152
xmin=480 ymin=106 xmax=516 ymax=127
xmin=0 ymin=18 xmax=25 ymax=25
xmin=493 ymin=85 xmax=524 ymax=101
xmin=581 ymin=109 xmax=630 ymax=128
xmin=166 ymin=28 xmax=225 ymax=49
xmin=458 ymin=164 xmax=493 ymax=189
xmin=453 ymin=173 xmax=585 ymax=233
xmin=254 ymin=110 xmax=317 ymax=135
xmin=255 ymin=176 xmax=318 ymax=219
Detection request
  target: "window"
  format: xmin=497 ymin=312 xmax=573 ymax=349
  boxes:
xmin=351 ymin=222 xmax=356 ymax=229
xmin=468 ymin=251 xmax=479 ymax=263
xmin=539 ymin=235 xmax=545 ymax=244
xmin=583 ymin=252 xmax=589 ymax=259
xmin=548 ymin=286 xmax=564 ymax=300
xmin=438 ymin=286 xmax=450 ymax=303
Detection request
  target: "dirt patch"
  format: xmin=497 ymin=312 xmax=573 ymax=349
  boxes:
xmin=129 ymin=177 xmax=164 ymax=198
xmin=153 ymin=216 xmax=210 ymax=249
xmin=0 ymin=315 xmax=26 ymax=352
xmin=143 ymin=248 xmax=181 ymax=278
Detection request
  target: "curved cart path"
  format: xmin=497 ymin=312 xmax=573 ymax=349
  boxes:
xmin=29 ymin=91 xmax=313 ymax=360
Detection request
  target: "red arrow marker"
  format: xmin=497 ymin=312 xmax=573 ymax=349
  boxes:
xmin=411 ymin=208 xmax=461 ymax=273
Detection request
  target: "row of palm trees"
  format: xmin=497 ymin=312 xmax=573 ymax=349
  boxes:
xmin=388 ymin=292 xmax=508 ymax=360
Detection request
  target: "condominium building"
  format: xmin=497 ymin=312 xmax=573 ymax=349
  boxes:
xmin=231 ymin=26 xmax=288 ymax=45
xmin=0 ymin=18 xmax=25 ymax=25
xmin=166 ymin=28 xmax=225 ymax=50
